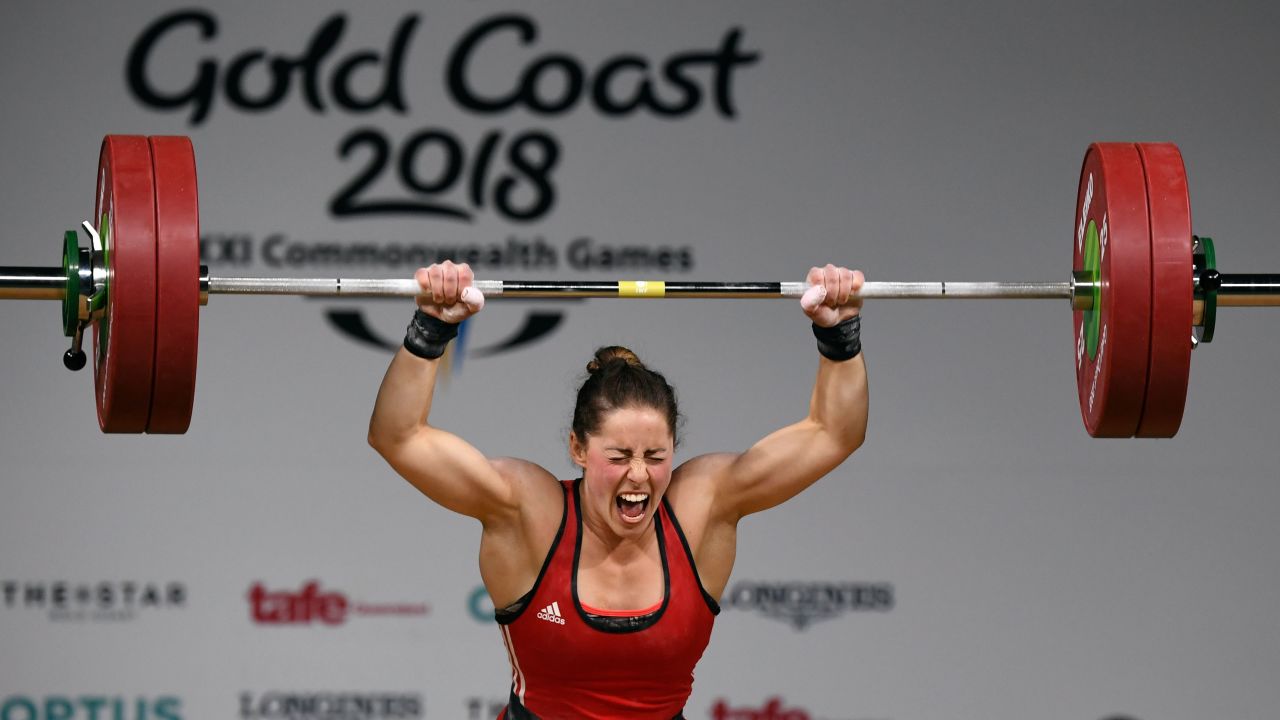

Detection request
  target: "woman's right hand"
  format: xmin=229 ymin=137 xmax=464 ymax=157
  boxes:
xmin=415 ymin=261 xmax=485 ymax=323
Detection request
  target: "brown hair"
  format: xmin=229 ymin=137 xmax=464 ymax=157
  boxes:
xmin=572 ymin=346 xmax=680 ymax=445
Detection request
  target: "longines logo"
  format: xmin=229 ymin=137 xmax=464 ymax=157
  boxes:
xmin=724 ymin=581 xmax=893 ymax=630
xmin=248 ymin=580 xmax=429 ymax=626
xmin=239 ymin=692 xmax=422 ymax=719
xmin=0 ymin=580 xmax=186 ymax=622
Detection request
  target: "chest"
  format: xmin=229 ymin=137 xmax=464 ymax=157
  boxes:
xmin=576 ymin=541 xmax=665 ymax=611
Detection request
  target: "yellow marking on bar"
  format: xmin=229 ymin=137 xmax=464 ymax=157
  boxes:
xmin=619 ymin=280 xmax=666 ymax=298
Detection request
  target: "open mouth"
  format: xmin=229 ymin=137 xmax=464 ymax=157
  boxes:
xmin=615 ymin=492 xmax=650 ymax=523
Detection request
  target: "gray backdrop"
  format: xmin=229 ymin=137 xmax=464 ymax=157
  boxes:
xmin=2 ymin=2 xmax=1278 ymax=719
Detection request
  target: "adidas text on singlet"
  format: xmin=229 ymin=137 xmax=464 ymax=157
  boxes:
xmin=495 ymin=479 xmax=720 ymax=719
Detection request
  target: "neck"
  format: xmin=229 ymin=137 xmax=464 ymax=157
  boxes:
xmin=580 ymin=506 xmax=657 ymax=562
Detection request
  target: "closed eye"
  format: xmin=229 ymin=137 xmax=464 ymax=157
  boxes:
xmin=608 ymin=455 xmax=666 ymax=464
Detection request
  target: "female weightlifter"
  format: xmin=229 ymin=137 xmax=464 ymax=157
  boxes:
xmin=368 ymin=261 xmax=868 ymax=719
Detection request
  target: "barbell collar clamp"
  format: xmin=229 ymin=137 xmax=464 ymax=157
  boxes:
xmin=63 ymin=321 xmax=87 ymax=371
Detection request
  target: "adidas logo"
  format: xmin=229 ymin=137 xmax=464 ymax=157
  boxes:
xmin=536 ymin=601 xmax=566 ymax=625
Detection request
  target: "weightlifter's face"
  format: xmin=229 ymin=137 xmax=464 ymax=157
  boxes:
xmin=570 ymin=405 xmax=674 ymax=538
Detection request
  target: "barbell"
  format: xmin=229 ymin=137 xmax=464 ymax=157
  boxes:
xmin=1 ymin=136 xmax=1277 ymax=436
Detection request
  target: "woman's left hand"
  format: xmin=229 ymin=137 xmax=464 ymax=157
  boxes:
xmin=800 ymin=264 xmax=864 ymax=327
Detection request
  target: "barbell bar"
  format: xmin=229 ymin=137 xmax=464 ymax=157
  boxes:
xmin=1 ymin=136 xmax=1278 ymax=437
xmin=7 ymin=272 xmax=1278 ymax=306
xmin=8 ymin=270 xmax=1280 ymax=305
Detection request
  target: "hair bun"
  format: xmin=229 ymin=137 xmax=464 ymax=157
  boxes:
xmin=586 ymin=346 xmax=645 ymax=374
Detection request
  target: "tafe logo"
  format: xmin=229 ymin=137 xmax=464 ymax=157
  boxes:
xmin=710 ymin=697 xmax=810 ymax=720
xmin=249 ymin=580 xmax=430 ymax=625
xmin=249 ymin=581 xmax=347 ymax=625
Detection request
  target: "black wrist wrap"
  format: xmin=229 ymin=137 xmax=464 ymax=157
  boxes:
xmin=404 ymin=310 xmax=459 ymax=360
xmin=812 ymin=315 xmax=861 ymax=361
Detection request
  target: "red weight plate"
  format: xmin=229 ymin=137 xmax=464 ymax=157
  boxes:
xmin=94 ymin=136 xmax=157 ymax=433
xmin=1134 ymin=143 xmax=1193 ymax=438
xmin=1073 ymin=143 xmax=1152 ymax=437
xmin=147 ymin=136 xmax=201 ymax=434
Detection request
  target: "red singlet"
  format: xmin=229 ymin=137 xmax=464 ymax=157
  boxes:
xmin=496 ymin=479 xmax=720 ymax=719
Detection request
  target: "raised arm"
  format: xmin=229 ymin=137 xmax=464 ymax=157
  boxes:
xmin=367 ymin=262 xmax=531 ymax=523
xmin=695 ymin=265 xmax=868 ymax=521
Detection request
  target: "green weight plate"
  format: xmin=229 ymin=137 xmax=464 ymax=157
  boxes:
xmin=1200 ymin=236 xmax=1217 ymax=343
xmin=62 ymin=231 xmax=79 ymax=337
